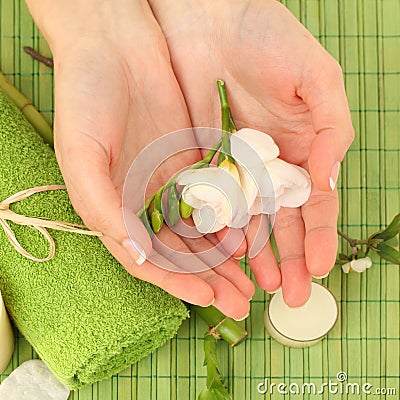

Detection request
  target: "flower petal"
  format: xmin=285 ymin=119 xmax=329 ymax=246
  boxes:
xmin=350 ymin=257 xmax=373 ymax=272
xmin=192 ymin=207 xmax=226 ymax=234
xmin=342 ymin=262 xmax=352 ymax=273
xmin=231 ymin=128 xmax=280 ymax=163
xmin=235 ymin=162 xmax=258 ymax=210
xmin=266 ymin=158 xmax=311 ymax=208
xmin=181 ymin=183 xmax=225 ymax=209
xmin=219 ymin=159 xmax=240 ymax=183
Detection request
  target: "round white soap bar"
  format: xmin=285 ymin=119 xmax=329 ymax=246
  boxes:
xmin=0 ymin=291 xmax=14 ymax=373
xmin=0 ymin=360 xmax=70 ymax=400
xmin=264 ymin=282 xmax=338 ymax=348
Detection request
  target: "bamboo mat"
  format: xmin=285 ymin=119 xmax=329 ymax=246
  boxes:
xmin=1 ymin=1 xmax=399 ymax=399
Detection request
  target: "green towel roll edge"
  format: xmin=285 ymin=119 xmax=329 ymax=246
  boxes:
xmin=0 ymin=89 xmax=188 ymax=389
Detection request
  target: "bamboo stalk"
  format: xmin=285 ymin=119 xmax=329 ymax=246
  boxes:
xmin=192 ymin=305 xmax=247 ymax=347
xmin=0 ymin=71 xmax=53 ymax=147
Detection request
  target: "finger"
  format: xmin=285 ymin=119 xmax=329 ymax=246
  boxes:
xmin=299 ymin=58 xmax=354 ymax=191
xmin=155 ymin=225 xmax=250 ymax=320
xmin=273 ymin=207 xmax=311 ymax=307
xmin=246 ymin=214 xmax=281 ymax=293
xmin=101 ymin=234 xmax=215 ymax=306
xmin=301 ymin=187 xmax=339 ymax=278
xmin=181 ymin=231 xmax=255 ymax=301
xmin=215 ymin=227 xmax=247 ymax=259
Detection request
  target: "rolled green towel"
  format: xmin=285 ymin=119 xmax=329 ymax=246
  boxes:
xmin=0 ymin=88 xmax=188 ymax=389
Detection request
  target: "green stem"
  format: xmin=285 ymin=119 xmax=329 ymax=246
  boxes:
xmin=136 ymin=140 xmax=222 ymax=220
xmin=217 ymin=80 xmax=231 ymax=134
xmin=217 ymin=80 xmax=235 ymax=163
xmin=355 ymin=239 xmax=370 ymax=245
xmin=191 ymin=139 xmax=222 ymax=169
xmin=0 ymin=71 xmax=54 ymax=147
xmin=192 ymin=305 xmax=247 ymax=347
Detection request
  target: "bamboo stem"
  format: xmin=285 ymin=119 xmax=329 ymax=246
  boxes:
xmin=0 ymin=71 xmax=54 ymax=147
xmin=192 ymin=305 xmax=247 ymax=347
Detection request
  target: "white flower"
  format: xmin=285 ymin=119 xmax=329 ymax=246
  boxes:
xmin=177 ymin=163 xmax=249 ymax=233
xmin=230 ymin=129 xmax=311 ymax=214
xmin=342 ymin=257 xmax=372 ymax=273
xmin=177 ymin=128 xmax=312 ymax=234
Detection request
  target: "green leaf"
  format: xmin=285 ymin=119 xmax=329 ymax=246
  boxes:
xmin=198 ymin=388 xmax=231 ymax=400
xmin=167 ymin=185 xmax=180 ymax=226
xmin=377 ymin=242 xmax=400 ymax=265
xmin=198 ymin=388 xmax=216 ymax=400
xmin=339 ymin=253 xmax=349 ymax=261
xmin=371 ymin=213 xmax=400 ymax=241
xmin=385 ymin=235 xmax=399 ymax=248
xmin=200 ymin=333 xmax=232 ymax=400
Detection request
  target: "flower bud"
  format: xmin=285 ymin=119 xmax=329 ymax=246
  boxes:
xmin=151 ymin=209 xmax=164 ymax=233
xmin=180 ymin=199 xmax=194 ymax=219
xmin=167 ymin=185 xmax=180 ymax=226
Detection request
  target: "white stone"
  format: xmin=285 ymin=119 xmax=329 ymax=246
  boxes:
xmin=0 ymin=360 xmax=70 ymax=400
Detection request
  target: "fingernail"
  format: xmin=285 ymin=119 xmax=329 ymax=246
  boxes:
xmin=203 ymin=298 xmax=215 ymax=307
xmin=122 ymin=239 xmax=146 ymax=265
xmin=267 ymin=287 xmax=281 ymax=295
xmin=329 ymin=161 xmax=341 ymax=190
xmin=233 ymin=255 xmax=245 ymax=261
xmin=313 ymin=272 xmax=330 ymax=279
xmin=234 ymin=312 xmax=249 ymax=322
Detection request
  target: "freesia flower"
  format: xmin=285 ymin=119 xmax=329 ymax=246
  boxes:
xmin=342 ymin=257 xmax=372 ymax=273
xmin=230 ymin=129 xmax=311 ymax=215
xmin=177 ymin=163 xmax=249 ymax=233
xmin=177 ymin=128 xmax=312 ymax=234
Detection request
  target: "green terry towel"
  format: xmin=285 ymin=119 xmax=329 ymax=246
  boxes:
xmin=0 ymin=88 xmax=188 ymax=389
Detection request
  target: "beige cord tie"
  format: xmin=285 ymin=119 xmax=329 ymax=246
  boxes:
xmin=208 ymin=317 xmax=229 ymax=340
xmin=0 ymin=185 xmax=103 ymax=262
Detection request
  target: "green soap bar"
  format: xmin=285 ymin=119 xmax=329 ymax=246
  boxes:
xmin=0 ymin=89 xmax=188 ymax=389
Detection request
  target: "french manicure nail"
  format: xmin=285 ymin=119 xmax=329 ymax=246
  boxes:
xmin=267 ymin=288 xmax=281 ymax=295
xmin=329 ymin=161 xmax=341 ymax=190
xmin=201 ymin=298 xmax=215 ymax=307
xmin=234 ymin=312 xmax=249 ymax=322
xmin=122 ymin=239 xmax=147 ymax=265
xmin=313 ymin=272 xmax=330 ymax=279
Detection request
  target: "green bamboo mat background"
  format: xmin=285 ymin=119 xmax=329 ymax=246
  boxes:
xmin=0 ymin=0 xmax=399 ymax=399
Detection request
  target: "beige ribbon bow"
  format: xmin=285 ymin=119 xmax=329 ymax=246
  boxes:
xmin=0 ymin=185 xmax=103 ymax=262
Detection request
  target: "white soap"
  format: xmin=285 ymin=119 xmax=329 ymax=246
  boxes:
xmin=0 ymin=360 xmax=70 ymax=400
xmin=264 ymin=282 xmax=338 ymax=347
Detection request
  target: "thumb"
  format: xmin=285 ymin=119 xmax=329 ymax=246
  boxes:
xmin=58 ymin=141 xmax=152 ymax=266
xmin=300 ymin=61 xmax=355 ymax=191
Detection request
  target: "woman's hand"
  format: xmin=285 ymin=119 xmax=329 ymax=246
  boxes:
xmin=148 ymin=0 xmax=354 ymax=306
xmin=25 ymin=0 xmax=254 ymax=319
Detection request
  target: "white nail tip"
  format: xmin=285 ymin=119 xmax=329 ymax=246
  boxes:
xmin=234 ymin=313 xmax=249 ymax=322
xmin=329 ymin=177 xmax=336 ymax=191
xmin=313 ymin=272 xmax=330 ymax=279
xmin=135 ymin=253 xmax=146 ymax=266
